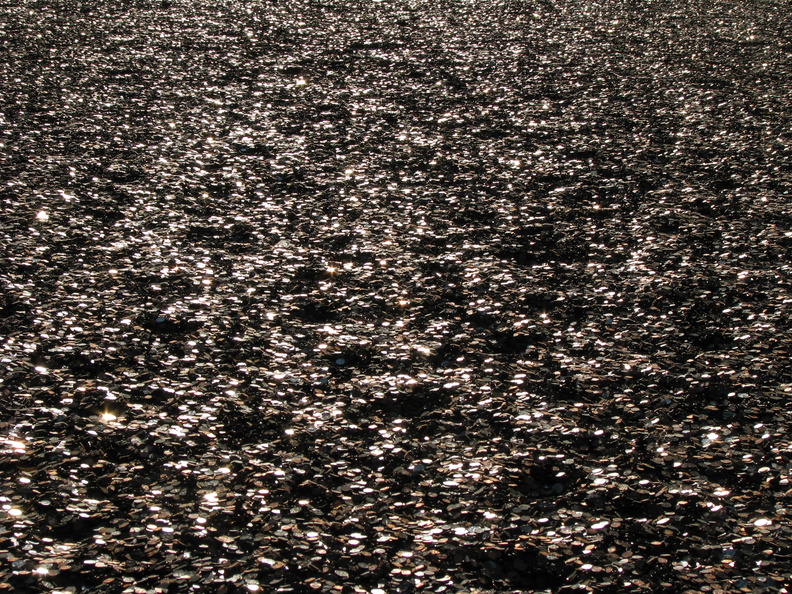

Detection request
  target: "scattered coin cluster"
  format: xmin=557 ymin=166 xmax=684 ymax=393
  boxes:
xmin=1 ymin=0 xmax=791 ymax=592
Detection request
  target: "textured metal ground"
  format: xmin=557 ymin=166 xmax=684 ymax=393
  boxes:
xmin=1 ymin=0 xmax=791 ymax=592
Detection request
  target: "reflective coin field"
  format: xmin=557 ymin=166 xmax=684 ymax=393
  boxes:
xmin=1 ymin=0 xmax=791 ymax=592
